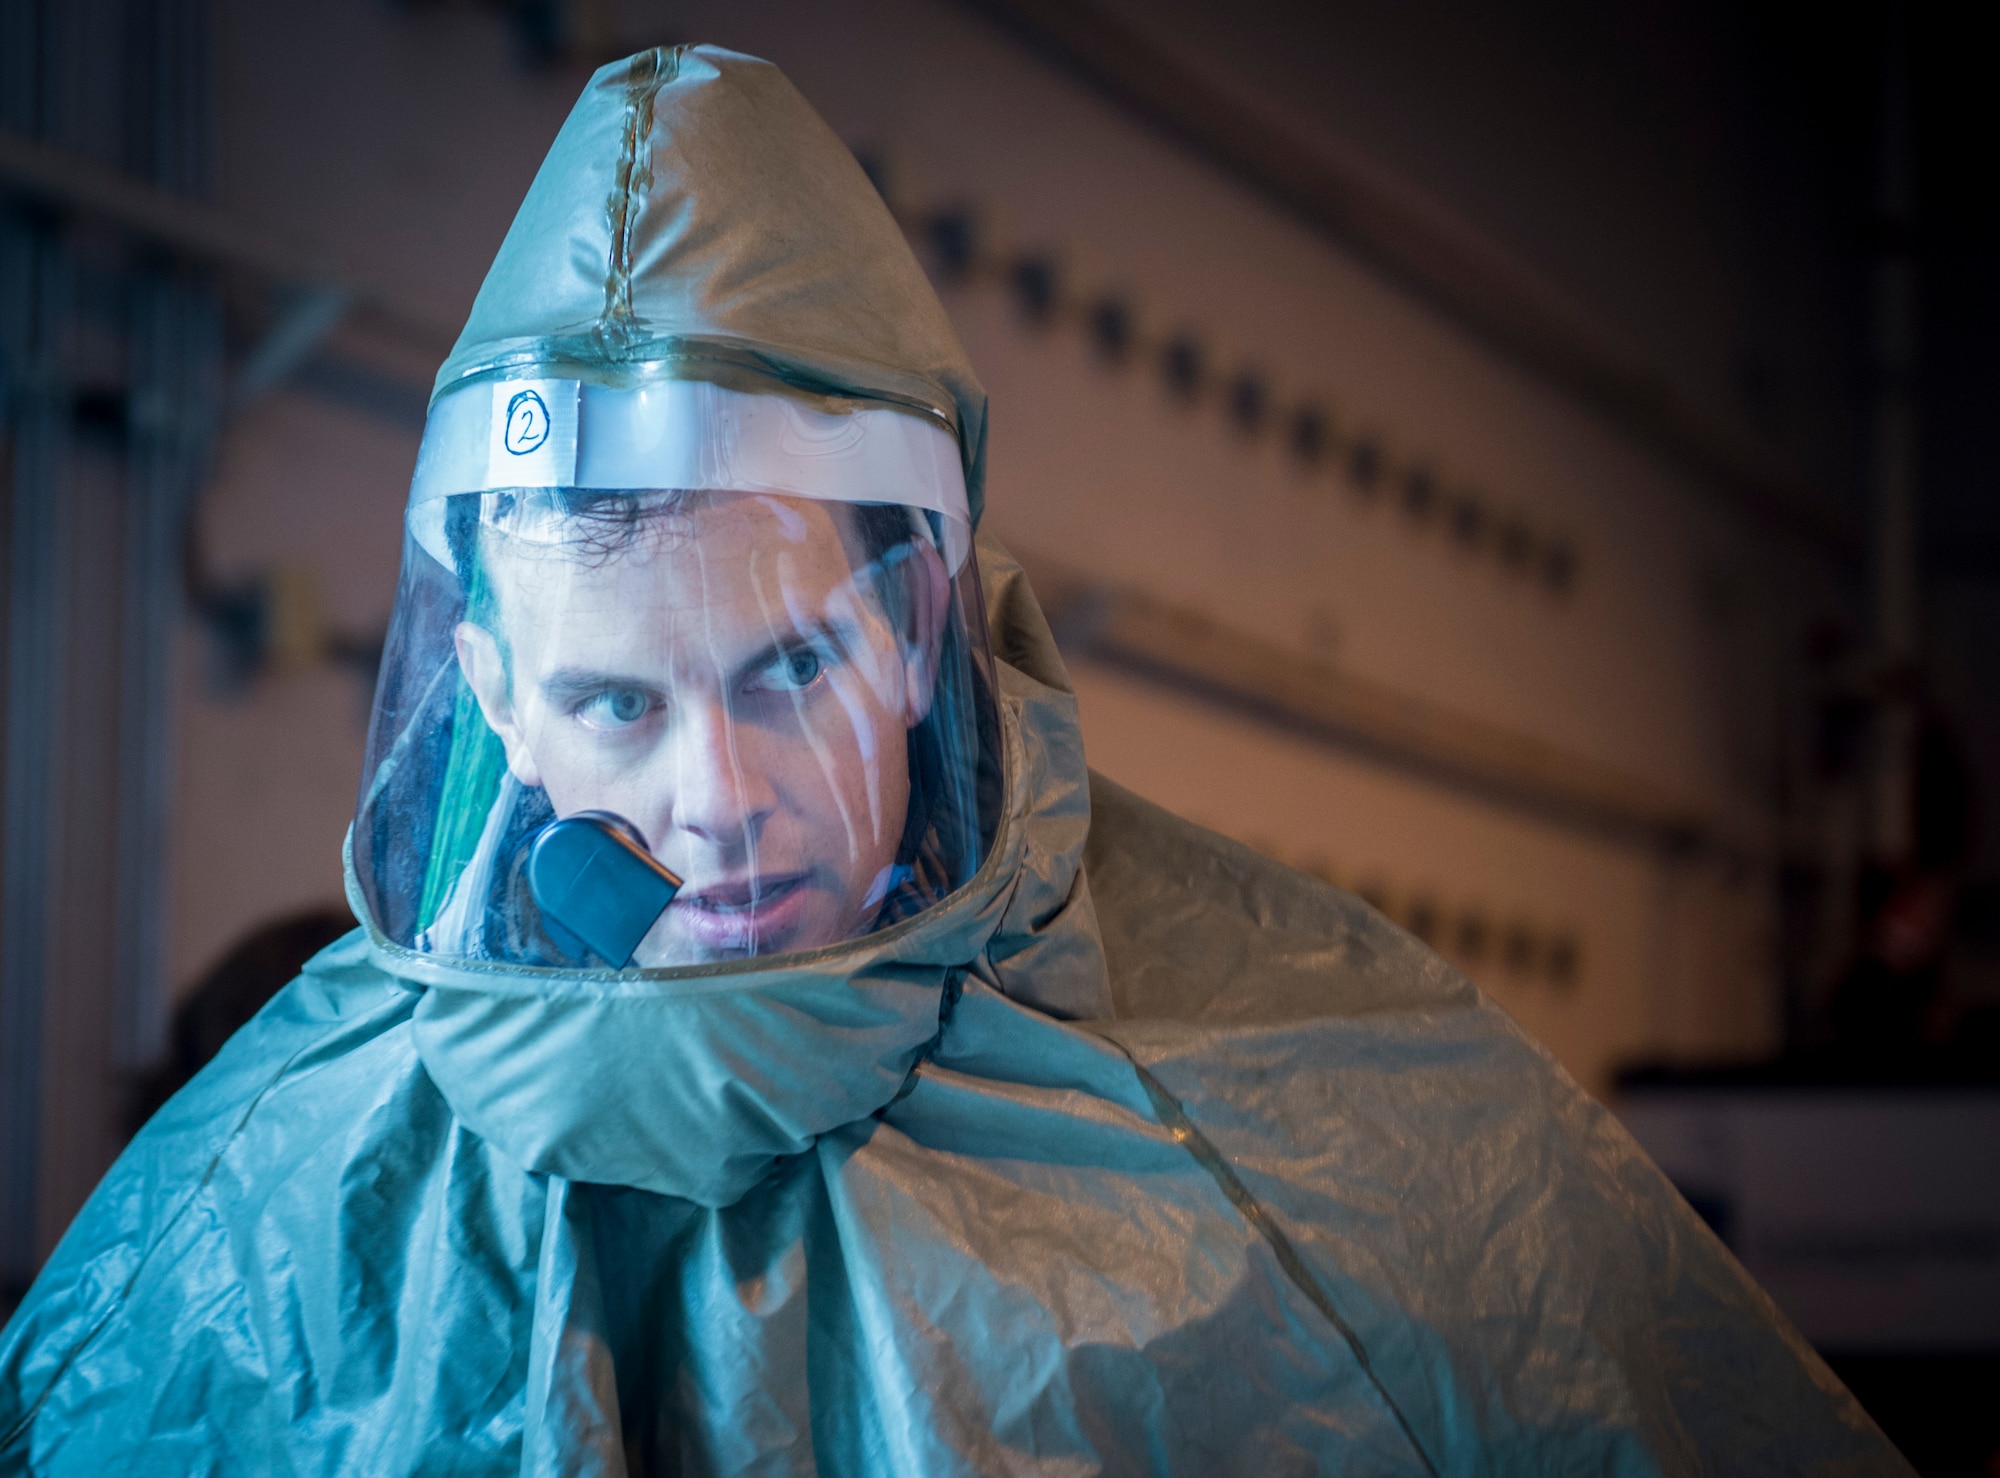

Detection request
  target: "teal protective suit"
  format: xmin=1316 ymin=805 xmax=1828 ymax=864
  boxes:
xmin=0 ymin=46 xmax=1906 ymax=1476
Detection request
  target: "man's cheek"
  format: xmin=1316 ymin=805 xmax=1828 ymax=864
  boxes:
xmin=846 ymin=638 xmax=906 ymax=715
xmin=518 ymin=710 xmax=597 ymax=809
xmin=819 ymin=670 xmax=894 ymax=765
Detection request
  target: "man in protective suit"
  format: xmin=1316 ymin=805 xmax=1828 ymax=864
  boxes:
xmin=0 ymin=45 xmax=1908 ymax=1476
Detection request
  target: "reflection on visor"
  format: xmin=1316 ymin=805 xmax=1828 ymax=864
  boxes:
xmin=353 ymin=481 xmax=997 ymax=972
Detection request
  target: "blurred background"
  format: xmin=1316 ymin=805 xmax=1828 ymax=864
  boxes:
xmin=1 ymin=0 xmax=1995 ymax=1467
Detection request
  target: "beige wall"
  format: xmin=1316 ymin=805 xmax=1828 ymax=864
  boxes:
xmin=169 ymin=0 xmax=1822 ymax=1096
xmin=1066 ymin=661 xmax=1775 ymax=1097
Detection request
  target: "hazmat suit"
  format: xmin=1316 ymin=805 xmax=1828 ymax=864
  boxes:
xmin=0 ymin=45 xmax=1909 ymax=1477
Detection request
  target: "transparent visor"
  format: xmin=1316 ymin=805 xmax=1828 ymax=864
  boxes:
xmin=353 ymin=378 xmax=997 ymax=970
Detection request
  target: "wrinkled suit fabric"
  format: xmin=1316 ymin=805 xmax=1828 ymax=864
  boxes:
xmin=1 ymin=44 xmax=1907 ymax=1477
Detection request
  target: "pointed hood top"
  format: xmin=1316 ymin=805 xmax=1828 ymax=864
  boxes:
xmin=435 ymin=44 xmax=989 ymax=525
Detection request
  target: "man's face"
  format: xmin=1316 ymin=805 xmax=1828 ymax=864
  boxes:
xmin=457 ymin=491 xmax=946 ymax=965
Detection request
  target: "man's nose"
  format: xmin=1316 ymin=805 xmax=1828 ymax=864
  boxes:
xmin=667 ymin=701 xmax=776 ymax=847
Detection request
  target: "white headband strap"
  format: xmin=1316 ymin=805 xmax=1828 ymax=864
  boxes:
xmin=408 ymin=377 xmax=972 ymax=571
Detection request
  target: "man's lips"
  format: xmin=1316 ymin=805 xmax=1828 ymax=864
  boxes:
xmin=668 ymin=870 xmax=813 ymax=954
xmin=675 ymin=871 xmax=808 ymax=913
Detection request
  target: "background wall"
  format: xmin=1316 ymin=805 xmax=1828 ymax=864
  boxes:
xmin=10 ymin=0 xmax=1992 ymax=1304
xmin=166 ymin=0 xmax=1846 ymax=1104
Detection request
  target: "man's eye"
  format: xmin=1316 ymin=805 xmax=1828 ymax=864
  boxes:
xmin=576 ymin=687 xmax=653 ymax=727
xmin=756 ymin=648 xmax=823 ymax=692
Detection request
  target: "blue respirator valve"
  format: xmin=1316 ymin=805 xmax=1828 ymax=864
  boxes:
xmin=526 ymin=811 xmax=683 ymax=968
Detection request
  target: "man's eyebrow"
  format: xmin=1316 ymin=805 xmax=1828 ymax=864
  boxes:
xmin=735 ymin=616 xmax=860 ymax=684
xmin=539 ymin=666 xmax=658 ymax=704
xmin=532 ymin=617 xmax=865 ymax=704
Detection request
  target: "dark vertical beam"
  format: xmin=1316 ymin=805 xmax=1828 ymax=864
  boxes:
xmin=0 ymin=0 xmax=221 ymax=1303
xmin=0 ymin=217 xmax=70 ymax=1303
xmin=112 ymin=0 xmax=219 ymax=1074
xmin=115 ymin=272 xmax=220 ymax=1072
xmin=0 ymin=0 xmax=64 ymax=1313
xmin=1866 ymin=7 xmax=1919 ymax=867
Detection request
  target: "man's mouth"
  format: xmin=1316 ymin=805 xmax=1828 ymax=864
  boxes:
xmin=676 ymin=872 xmax=808 ymax=914
xmin=666 ymin=869 xmax=814 ymax=956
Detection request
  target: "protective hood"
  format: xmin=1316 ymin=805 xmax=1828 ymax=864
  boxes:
xmin=435 ymin=44 xmax=987 ymax=526
xmin=348 ymin=46 xmax=1107 ymax=1208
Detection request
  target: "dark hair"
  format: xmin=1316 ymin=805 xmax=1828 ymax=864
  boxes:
xmin=450 ymin=489 xmax=921 ymax=628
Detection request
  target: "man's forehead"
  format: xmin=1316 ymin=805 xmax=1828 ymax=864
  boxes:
xmin=477 ymin=493 xmax=873 ymax=633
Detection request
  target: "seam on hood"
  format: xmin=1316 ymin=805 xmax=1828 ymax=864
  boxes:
xmin=885 ymin=966 xmax=969 ymax=1112
xmin=602 ymin=45 xmax=677 ymax=342
xmin=1115 ymin=1045 xmax=1443 ymax=1476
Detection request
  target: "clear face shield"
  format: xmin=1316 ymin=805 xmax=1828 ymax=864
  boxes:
xmin=353 ymin=376 xmax=997 ymax=970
